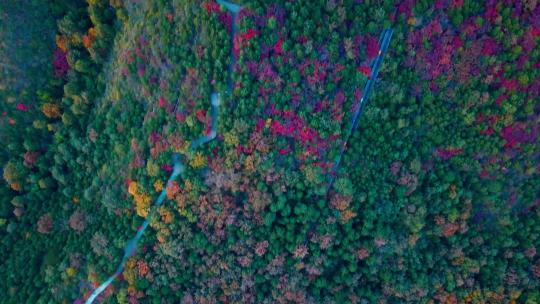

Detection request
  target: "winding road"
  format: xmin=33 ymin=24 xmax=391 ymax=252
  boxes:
xmin=85 ymin=1 xmax=241 ymax=302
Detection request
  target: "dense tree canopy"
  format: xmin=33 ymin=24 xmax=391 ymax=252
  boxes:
xmin=0 ymin=0 xmax=539 ymax=303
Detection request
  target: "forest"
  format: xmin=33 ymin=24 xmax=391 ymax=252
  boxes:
xmin=0 ymin=0 xmax=539 ymax=303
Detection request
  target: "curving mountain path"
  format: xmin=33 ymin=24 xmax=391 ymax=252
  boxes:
xmin=85 ymin=1 xmax=241 ymax=302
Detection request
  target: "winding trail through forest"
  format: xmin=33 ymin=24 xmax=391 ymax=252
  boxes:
xmin=85 ymin=1 xmax=241 ymax=303
xmin=85 ymin=97 xmax=220 ymax=304
xmin=217 ymin=0 xmax=241 ymax=93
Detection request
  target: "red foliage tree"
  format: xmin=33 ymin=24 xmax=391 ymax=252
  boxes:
xmin=37 ymin=214 xmax=54 ymax=234
xmin=365 ymin=35 xmax=379 ymax=59
xmin=69 ymin=209 xmax=87 ymax=232
xmin=53 ymin=48 xmax=70 ymax=78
